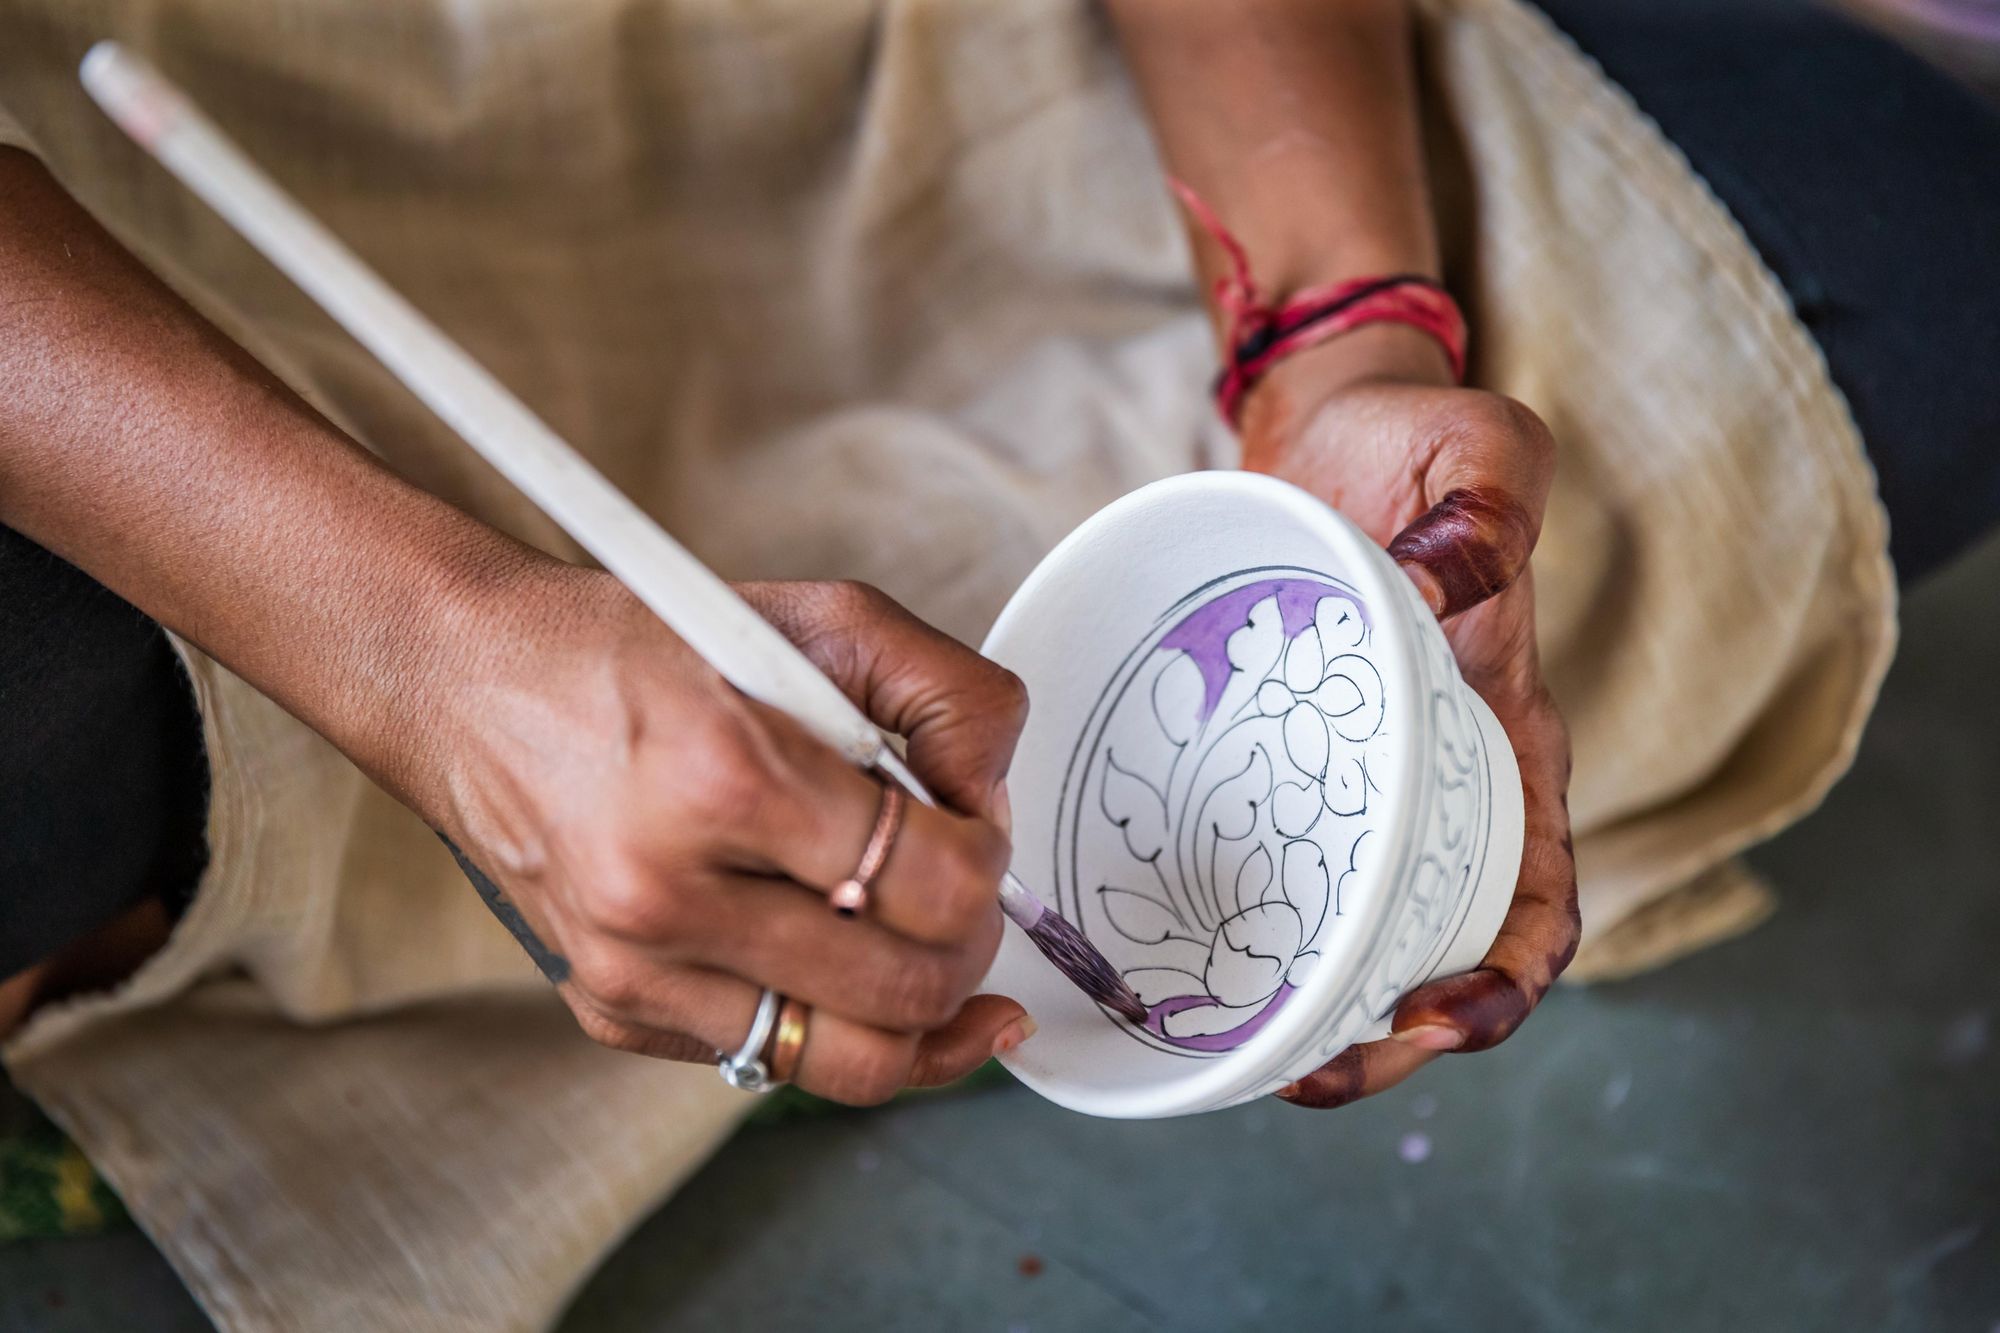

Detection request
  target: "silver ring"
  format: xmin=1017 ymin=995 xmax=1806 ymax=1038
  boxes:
xmin=718 ymin=987 xmax=782 ymax=1092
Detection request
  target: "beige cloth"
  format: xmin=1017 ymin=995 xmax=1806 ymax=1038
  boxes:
xmin=0 ymin=0 xmax=1894 ymax=1327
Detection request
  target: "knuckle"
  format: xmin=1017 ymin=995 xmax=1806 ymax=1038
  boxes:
xmin=881 ymin=955 xmax=965 ymax=1030
xmin=570 ymin=1001 xmax=648 ymax=1055
xmin=959 ymin=904 xmax=1006 ymax=979
xmin=1476 ymin=395 xmax=1557 ymax=496
xmin=826 ymin=1039 xmax=913 ymax=1107
xmin=571 ymin=950 xmax=650 ymax=1016
xmin=1523 ymin=686 xmax=1571 ymax=751
xmin=1514 ymin=965 xmax=1556 ymax=1012
xmin=985 ymin=664 xmax=1031 ymax=728
xmin=685 ymin=742 xmax=767 ymax=826
xmin=925 ymin=916 xmax=1005 ymax=1017
xmin=915 ymin=824 xmax=1008 ymax=939
xmin=577 ymin=866 xmax=684 ymax=940
xmin=678 ymin=715 xmax=781 ymax=831
xmin=824 ymin=578 xmax=889 ymax=627
xmin=739 ymin=905 xmax=809 ymax=981
xmin=960 ymin=818 xmax=1013 ymax=886
xmin=570 ymin=1005 xmax=709 ymax=1063
xmin=1518 ymin=830 xmax=1578 ymax=913
xmin=1543 ymin=894 xmax=1582 ymax=981
xmin=649 ymin=1032 xmax=722 ymax=1064
xmin=1448 ymin=390 xmax=1551 ymax=467
xmin=1488 ymin=393 xmax=1552 ymax=450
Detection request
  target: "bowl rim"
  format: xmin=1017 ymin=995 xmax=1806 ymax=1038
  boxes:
xmin=983 ymin=470 xmax=1434 ymax=1118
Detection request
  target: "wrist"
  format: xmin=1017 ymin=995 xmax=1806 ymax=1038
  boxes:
xmin=1169 ymin=179 xmax=1461 ymax=437
xmin=304 ymin=512 xmax=579 ymax=818
xmin=1238 ymin=322 xmax=1455 ymax=471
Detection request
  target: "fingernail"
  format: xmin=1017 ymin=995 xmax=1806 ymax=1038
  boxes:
xmin=992 ymin=781 xmax=1013 ymax=837
xmin=1396 ymin=560 xmax=1447 ymax=617
xmin=1274 ymin=1079 xmax=1306 ymax=1102
xmin=1392 ymin=1023 xmax=1464 ymax=1051
xmin=991 ymin=1014 xmax=1037 ymax=1056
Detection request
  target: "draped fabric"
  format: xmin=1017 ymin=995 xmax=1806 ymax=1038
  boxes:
xmin=0 ymin=0 xmax=1892 ymax=1326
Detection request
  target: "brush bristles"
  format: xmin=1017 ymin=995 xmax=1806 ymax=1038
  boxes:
xmin=1023 ymin=911 xmax=1149 ymax=1024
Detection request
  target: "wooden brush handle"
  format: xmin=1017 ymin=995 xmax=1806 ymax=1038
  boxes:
xmin=81 ymin=42 xmax=882 ymax=767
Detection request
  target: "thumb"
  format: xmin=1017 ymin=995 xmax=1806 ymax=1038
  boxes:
xmin=910 ymin=994 xmax=1035 ymax=1086
xmin=1386 ymin=395 xmax=1555 ymax=620
xmin=1387 ymin=485 xmax=1541 ymax=620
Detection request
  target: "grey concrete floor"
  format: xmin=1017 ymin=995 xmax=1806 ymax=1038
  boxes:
xmin=4 ymin=534 xmax=1998 ymax=1332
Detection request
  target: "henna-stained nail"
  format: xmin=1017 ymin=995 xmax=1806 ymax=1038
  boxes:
xmin=1273 ymin=1047 xmax=1367 ymax=1109
xmin=1391 ymin=1023 xmax=1465 ymax=1051
xmin=1399 ymin=970 xmax=1532 ymax=1053
xmin=1387 ymin=486 xmax=1537 ymax=619
xmin=991 ymin=1014 xmax=1037 ymax=1056
xmin=1397 ymin=559 xmax=1448 ymax=617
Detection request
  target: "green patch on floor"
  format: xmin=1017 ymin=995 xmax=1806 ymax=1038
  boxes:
xmin=0 ymin=1099 xmax=128 ymax=1242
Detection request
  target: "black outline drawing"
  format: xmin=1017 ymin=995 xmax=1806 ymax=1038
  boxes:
xmin=1057 ymin=566 xmax=1390 ymax=1059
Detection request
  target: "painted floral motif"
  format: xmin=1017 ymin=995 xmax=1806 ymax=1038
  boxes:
xmin=1060 ymin=572 xmax=1395 ymax=1056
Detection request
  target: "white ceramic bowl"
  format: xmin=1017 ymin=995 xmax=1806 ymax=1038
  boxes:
xmin=979 ymin=472 xmax=1523 ymax=1118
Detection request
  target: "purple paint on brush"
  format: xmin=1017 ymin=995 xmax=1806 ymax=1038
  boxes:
xmin=1028 ymin=907 xmax=1149 ymax=1023
xmin=1157 ymin=578 xmax=1366 ymax=723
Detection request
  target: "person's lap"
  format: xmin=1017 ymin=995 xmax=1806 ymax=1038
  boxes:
xmin=2 ymin=0 xmax=1995 ymax=1014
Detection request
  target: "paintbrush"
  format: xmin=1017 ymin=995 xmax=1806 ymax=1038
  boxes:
xmin=82 ymin=41 xmax=1148 ymax=1025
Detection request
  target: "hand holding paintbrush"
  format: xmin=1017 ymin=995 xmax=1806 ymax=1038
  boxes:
xmin=81 ymin=44 xmax=1145 ymax=1089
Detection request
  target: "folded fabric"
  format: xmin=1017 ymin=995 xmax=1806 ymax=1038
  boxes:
xmin=0 ymin=0 xmax=1892 ymax=1326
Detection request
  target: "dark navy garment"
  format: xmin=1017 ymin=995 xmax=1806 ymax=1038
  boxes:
xmin=0 ymin=527 xmax=207 ymax=978
xmin=1532 ymin=0 xmax=2000 ymax=582
xmin=2 ymin=0 xmax=1997 ymax=975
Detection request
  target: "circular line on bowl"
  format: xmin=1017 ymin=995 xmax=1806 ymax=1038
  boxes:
xmin=1056 ymin=563 xmax=1390 ymax=1061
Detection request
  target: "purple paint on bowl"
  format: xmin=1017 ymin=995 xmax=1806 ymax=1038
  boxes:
xmin=1141 ymin=985 xmax=1297 ymax=1052
xmin=1157 ymin=577 xmax=1369 ymax=723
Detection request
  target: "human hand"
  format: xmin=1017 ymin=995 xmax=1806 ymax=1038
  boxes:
xmin=1238 ymin=325 xmax=1581 ymax=1108
xmin=0 ymin=149 xmax=1031 ymax=1094
xmin=413 ymin=568 xmax=1034 ymax=1105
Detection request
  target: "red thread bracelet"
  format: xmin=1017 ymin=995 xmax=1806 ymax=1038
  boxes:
xmin=1171 ymin=178 xmax=1468 ymax=426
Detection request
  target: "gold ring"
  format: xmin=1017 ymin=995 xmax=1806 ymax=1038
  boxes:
xmin=829 ymin=780 xmax=904 ymax=918
xmin=765 ymin=997 xmax=811 ymax=1085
